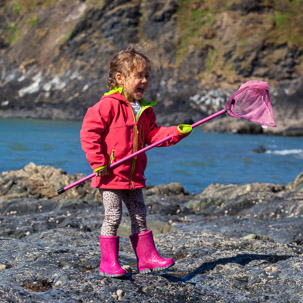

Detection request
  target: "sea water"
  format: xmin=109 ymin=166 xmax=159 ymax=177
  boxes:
xmin=1 ymin=118 xmax=302 ymax=194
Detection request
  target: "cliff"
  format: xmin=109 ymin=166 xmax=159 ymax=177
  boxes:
xmin=0 ymin=0 xmax=303 ymax=135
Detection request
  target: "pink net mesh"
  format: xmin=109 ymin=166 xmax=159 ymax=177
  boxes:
xmin=225 ymin=80 xmax=276 ymax=127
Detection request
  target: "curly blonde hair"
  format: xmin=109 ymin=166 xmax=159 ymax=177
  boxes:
xmin=107 ymin=47 xmax=152 ymax=90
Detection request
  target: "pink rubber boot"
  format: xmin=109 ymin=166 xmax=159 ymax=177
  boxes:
xmin=130 ymin=230 xmax=175 ymax=273
xmin=99 ymin=235 xmax=127 ymax=278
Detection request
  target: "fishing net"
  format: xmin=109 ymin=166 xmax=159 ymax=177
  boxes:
xmin=225 ymin=80 xmax=276 ymax=127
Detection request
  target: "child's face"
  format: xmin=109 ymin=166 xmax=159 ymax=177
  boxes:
xmin=118 ymin=63 xmax=150 ymax=103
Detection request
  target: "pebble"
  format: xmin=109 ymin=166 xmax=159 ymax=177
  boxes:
xmin=54 ymin=281 xmax=62 ymax=287
xmin=117 ymin=289 xmax=123 ymax=298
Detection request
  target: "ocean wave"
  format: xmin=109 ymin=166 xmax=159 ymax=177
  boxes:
xmin=266 ymin=149 xmax=303 ymax=156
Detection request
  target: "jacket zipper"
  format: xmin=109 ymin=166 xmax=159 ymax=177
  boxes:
xmin=140 ymin=123 xmax=144 ymax=149
xmin=129 ymin=102 xmax=154 ymax=189
xmin=129 ymin=124 xmax=139 ymax=189
xmin=129 ymin=106 xmax=138 ymax=189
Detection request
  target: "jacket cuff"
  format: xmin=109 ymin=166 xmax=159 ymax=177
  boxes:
xmin=93 ymin=165 xmax=107 ymax=173
xmin=177 ymin=124 xmax=192 ymax=134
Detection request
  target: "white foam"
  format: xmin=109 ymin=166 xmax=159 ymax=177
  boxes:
xmin=266 ymin=149 xmax=303 ymax=156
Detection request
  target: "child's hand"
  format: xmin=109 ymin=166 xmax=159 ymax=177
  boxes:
xmin=95 ymin=166 xmax=108 ymax=177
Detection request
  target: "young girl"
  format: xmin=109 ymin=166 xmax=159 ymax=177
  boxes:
xmin=80 ymin=47 xmax=192 ymax=277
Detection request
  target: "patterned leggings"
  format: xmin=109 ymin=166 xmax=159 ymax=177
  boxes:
xmin=100 ymin=189 xmax=148 ymax=236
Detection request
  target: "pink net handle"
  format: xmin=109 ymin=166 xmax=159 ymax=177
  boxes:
xmin=225 ymin=80 xmax=276 ymax=127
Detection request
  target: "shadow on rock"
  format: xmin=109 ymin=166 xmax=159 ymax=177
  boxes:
xmin=162 ymin=253 xmax=292 ymax=284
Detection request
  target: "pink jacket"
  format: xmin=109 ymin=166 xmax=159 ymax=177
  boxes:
xmin=80 ymin=90 xmax=190 ymax=190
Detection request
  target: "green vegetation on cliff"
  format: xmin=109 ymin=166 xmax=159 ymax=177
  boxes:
xmin=177 ymin=0 xmax=303 ymax=47
xmin=176 ymin=0 xmax=303 ymax=83
xmin=2 ymin=0 xmax=302 ymax=82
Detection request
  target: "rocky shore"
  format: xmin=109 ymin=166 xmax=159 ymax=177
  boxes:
xmin=1 ymin=163 xmax=303 ymax=302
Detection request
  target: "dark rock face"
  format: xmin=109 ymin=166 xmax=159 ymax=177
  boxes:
xmin=1 ymin=164 xmax=303 ymax=302
xmin=0 ymin=1 xmax=303 ymax=135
